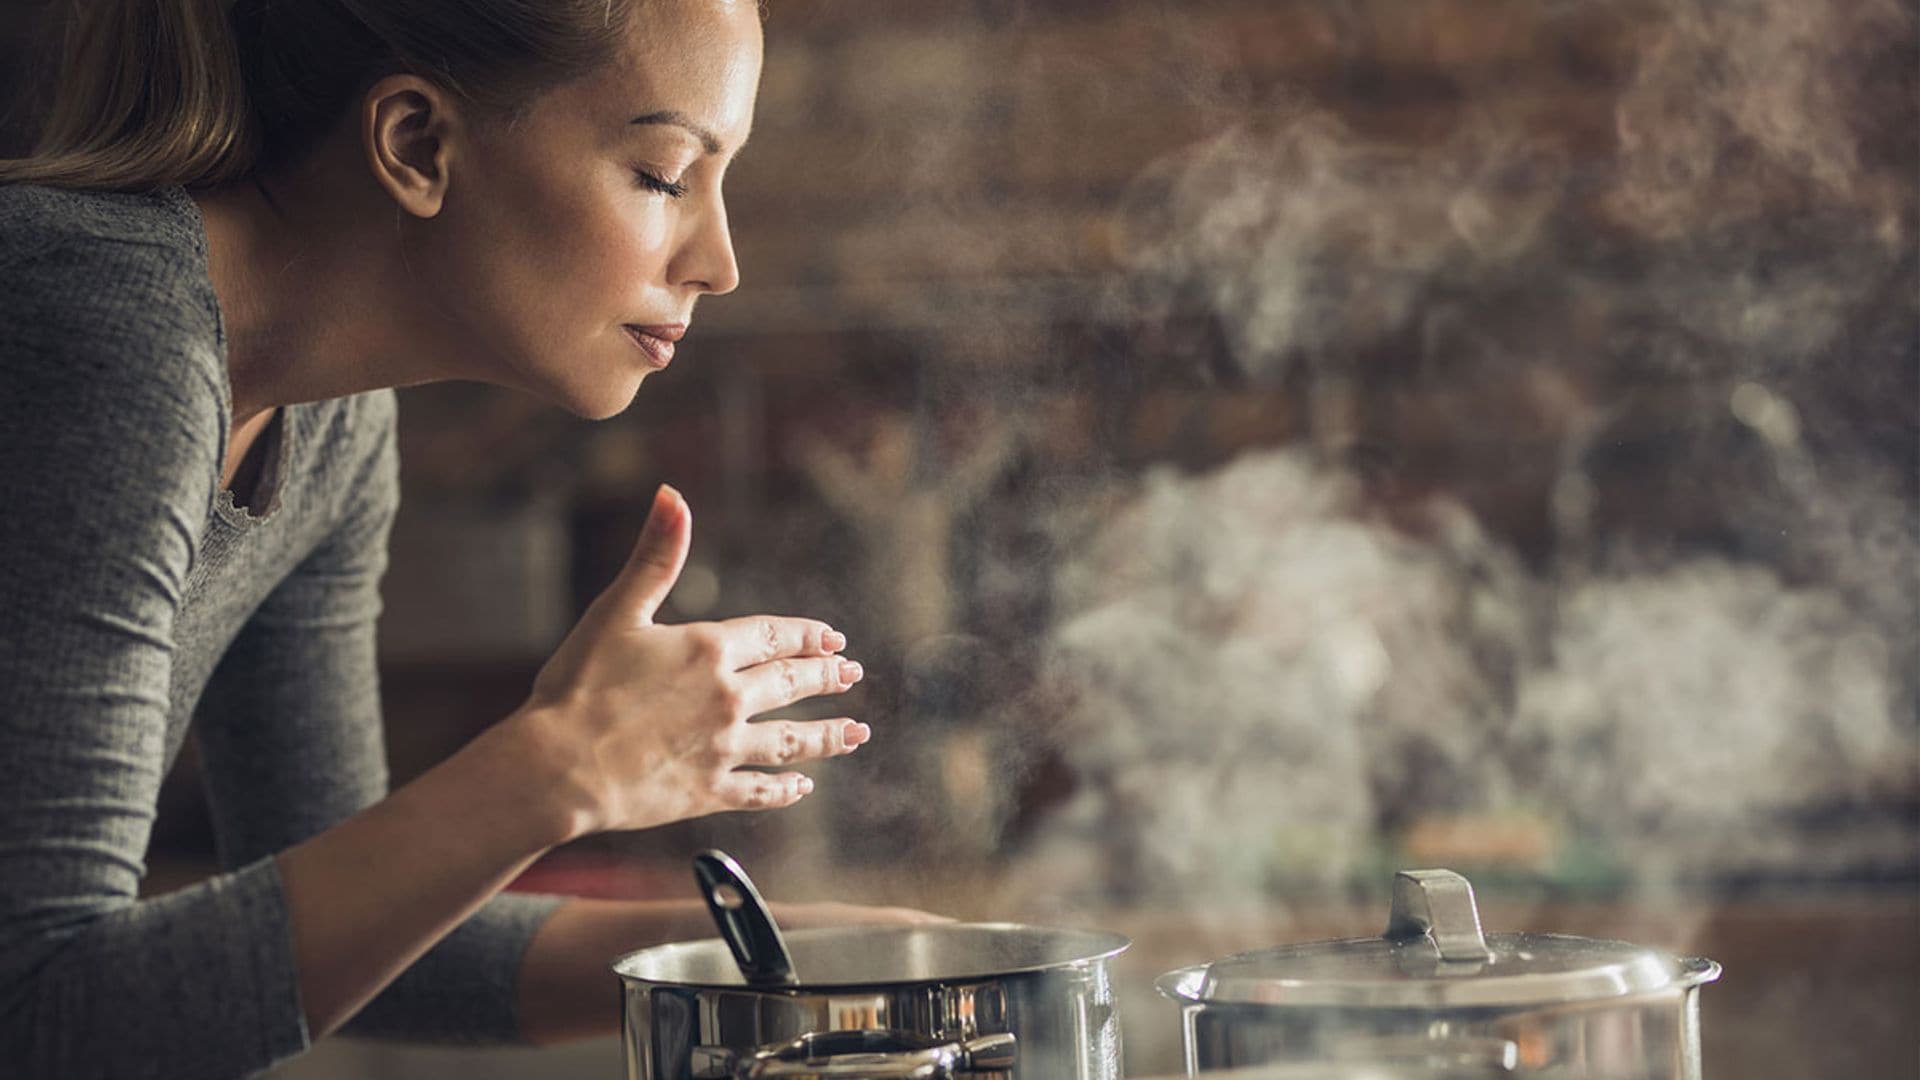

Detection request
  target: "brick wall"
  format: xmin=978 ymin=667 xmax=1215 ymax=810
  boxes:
xmin=717 ymin=0 xmax=1638 ymax=319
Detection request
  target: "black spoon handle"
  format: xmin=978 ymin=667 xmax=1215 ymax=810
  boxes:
xmin=693 ymin=849 xmax=798 ymax=986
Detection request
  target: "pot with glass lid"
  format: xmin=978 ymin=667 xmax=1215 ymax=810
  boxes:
xmin=1156 ymin=870 xmax=1720 ymax=1078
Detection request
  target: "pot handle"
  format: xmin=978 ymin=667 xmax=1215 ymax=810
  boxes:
xmin=1384 ymin=868 xmax=1495 ymax=964
xmin=693 ymin=849 xmax=798 ymax=986
xmin=730 ymin=1030 xmax=1018 ymax=1079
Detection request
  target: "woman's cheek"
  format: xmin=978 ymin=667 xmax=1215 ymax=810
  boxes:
xmin=600 ymin=206 xmax=676 ymax=289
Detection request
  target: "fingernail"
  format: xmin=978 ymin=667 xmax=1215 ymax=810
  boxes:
xmin=823 ymin=629 xmax=847 ymax=653
xmin=844 ymin=721 xmax=871 ymax=748
xmin=839 ymin=660 xmax=864 ymax=686
xmin=797 ymin=775 xmax=815 ymax=795
xmin=646 ymin=484 xmax=679 ymax=527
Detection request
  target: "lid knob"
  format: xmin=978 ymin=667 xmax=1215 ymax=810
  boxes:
xmin=1384 ymin=869 xmax=1495 ymax=965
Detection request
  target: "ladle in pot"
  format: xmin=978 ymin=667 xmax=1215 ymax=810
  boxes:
xmin=693 ymin=849 xmax=798 ymax=987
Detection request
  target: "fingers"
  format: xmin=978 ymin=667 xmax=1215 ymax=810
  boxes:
xmin=714 ymin=769 xmax=814 ymax=811
xmin=733 ymin=656 xmax=864 ymax=716
xmin=712 ymin=615 xmax=846 ymax=670
xmin=598 ymin=485 xmax=692 ymax=626
xmin=711 ymin=717 xmax=870 ymax=813
xmin=735 ymin=718 xmax=872 ymax=767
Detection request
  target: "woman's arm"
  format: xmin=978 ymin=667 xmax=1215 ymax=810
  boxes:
xmin=271 ymin=716 xmax=575 ymax=1038
xmin=0 ymin=240 xmax=317 ymax=1077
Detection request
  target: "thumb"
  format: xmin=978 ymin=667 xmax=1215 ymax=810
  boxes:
xmin=605 ymin=485 xmax=691 ymax=625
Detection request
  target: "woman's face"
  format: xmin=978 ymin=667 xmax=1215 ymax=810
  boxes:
xmin=413 ymin=0 xmax=763 ymax=419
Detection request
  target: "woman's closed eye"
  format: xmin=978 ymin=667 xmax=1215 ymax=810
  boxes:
xmin=634 ymin=168 xmax=689 ymax=199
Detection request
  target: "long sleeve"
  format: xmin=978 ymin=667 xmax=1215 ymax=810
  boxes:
xmin=0 ymin=241 xmax=311 ymax=1076
xmin=193 ymin=397 xmax=563 ymax=1046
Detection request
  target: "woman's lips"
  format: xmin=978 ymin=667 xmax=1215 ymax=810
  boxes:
xmin=623 ymin=324 xmax=684 ymax=369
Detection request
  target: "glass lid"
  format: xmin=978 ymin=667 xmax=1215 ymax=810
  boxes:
xmin=1158 ymin=869 xmax=1720 ymax=1009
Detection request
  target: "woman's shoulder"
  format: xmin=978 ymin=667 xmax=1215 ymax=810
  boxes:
xmin=0 ymin=184 xmax=224 ymax=378
xmin=0 ymin=184 xmax=228 ymax=483
xmin=0 ymin=180 xmax=211 ymax=281
xmin=0 ymin=182 xmax=220 ymax=340
xmin=0 ymin=182 xmax=206 ymax=263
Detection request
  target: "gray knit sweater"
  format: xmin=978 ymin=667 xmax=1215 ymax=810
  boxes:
xmin=0 ymin=184 xmax=564 ymax=1079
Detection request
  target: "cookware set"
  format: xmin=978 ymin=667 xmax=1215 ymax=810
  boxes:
xmin=611 ymin=856 xmax=1719 ymax=1080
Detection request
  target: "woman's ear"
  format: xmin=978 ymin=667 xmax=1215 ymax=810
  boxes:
xmin=362 ymin=75 xmax=458 ymax=218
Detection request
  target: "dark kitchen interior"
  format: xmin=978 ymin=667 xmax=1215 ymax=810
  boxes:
xmin=3 ymin=1 xmax=1914 ymax=1077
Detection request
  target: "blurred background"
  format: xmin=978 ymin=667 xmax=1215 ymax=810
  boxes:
xmin=4 ymin=0 xmax=1916 ymax=1076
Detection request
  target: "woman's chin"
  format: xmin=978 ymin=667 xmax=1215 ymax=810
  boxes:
xmin=555 ymin=371 xmax=649 ymax=421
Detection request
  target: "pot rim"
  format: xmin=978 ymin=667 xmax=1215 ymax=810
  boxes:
xmin=612 ymin=921 xmax=1132 ymax=993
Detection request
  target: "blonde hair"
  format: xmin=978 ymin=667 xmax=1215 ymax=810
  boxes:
xmin=0 ymin=0 xmax=635 ymax=192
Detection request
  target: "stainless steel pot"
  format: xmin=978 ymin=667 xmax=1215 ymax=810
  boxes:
xmin=1157 ymin=870 xmax=1720 ymax=1079
xmin=614 ymin=922 xmax=1130 ymax=1080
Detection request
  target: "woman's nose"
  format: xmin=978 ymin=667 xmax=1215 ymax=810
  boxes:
xmin=677 ymin=197 xmax=740 ymax=297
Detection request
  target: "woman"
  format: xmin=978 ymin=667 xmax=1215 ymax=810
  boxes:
xmin=0 ymin=1 xmax=928 ymax=1075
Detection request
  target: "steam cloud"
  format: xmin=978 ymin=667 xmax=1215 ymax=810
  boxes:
xmin=677 ymin=0 xmax=1915 ymax=922
xmin=1017 ymin=0 xmax=1918 ymax=904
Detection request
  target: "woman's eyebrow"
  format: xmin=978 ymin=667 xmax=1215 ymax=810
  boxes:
xmin=629 ymin=110 xmax=735 ymax=156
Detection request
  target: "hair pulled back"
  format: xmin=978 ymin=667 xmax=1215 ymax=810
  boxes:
xmin=0 ymin=0 xmax=636 ymax=191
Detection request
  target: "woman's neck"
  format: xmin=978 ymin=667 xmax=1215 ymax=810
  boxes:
xmin=190 ymin=162 xmax=448 ymax=427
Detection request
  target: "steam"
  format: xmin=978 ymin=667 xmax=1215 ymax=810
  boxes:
xmin=1607 ymin=0 xmax=1913 ymax=245
xmin=1113 ymin=114 xmax=1568 ymax=387
xmin=1021 ymin=461 xmax=1912 ymax=906
xmin=1013 ymin=0 xmax=1918 ymax=905
xmin=1517 ymin=560 xmax=1909 ymax=878
xmin=673 ymin=0 xmax=1916 ymax=925
xmin=1026 ymin=452 xmax=1533 ymax=904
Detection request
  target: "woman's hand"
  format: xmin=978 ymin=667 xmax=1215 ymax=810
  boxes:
xmin=509 ymin=485 xmax=870 ymax=840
